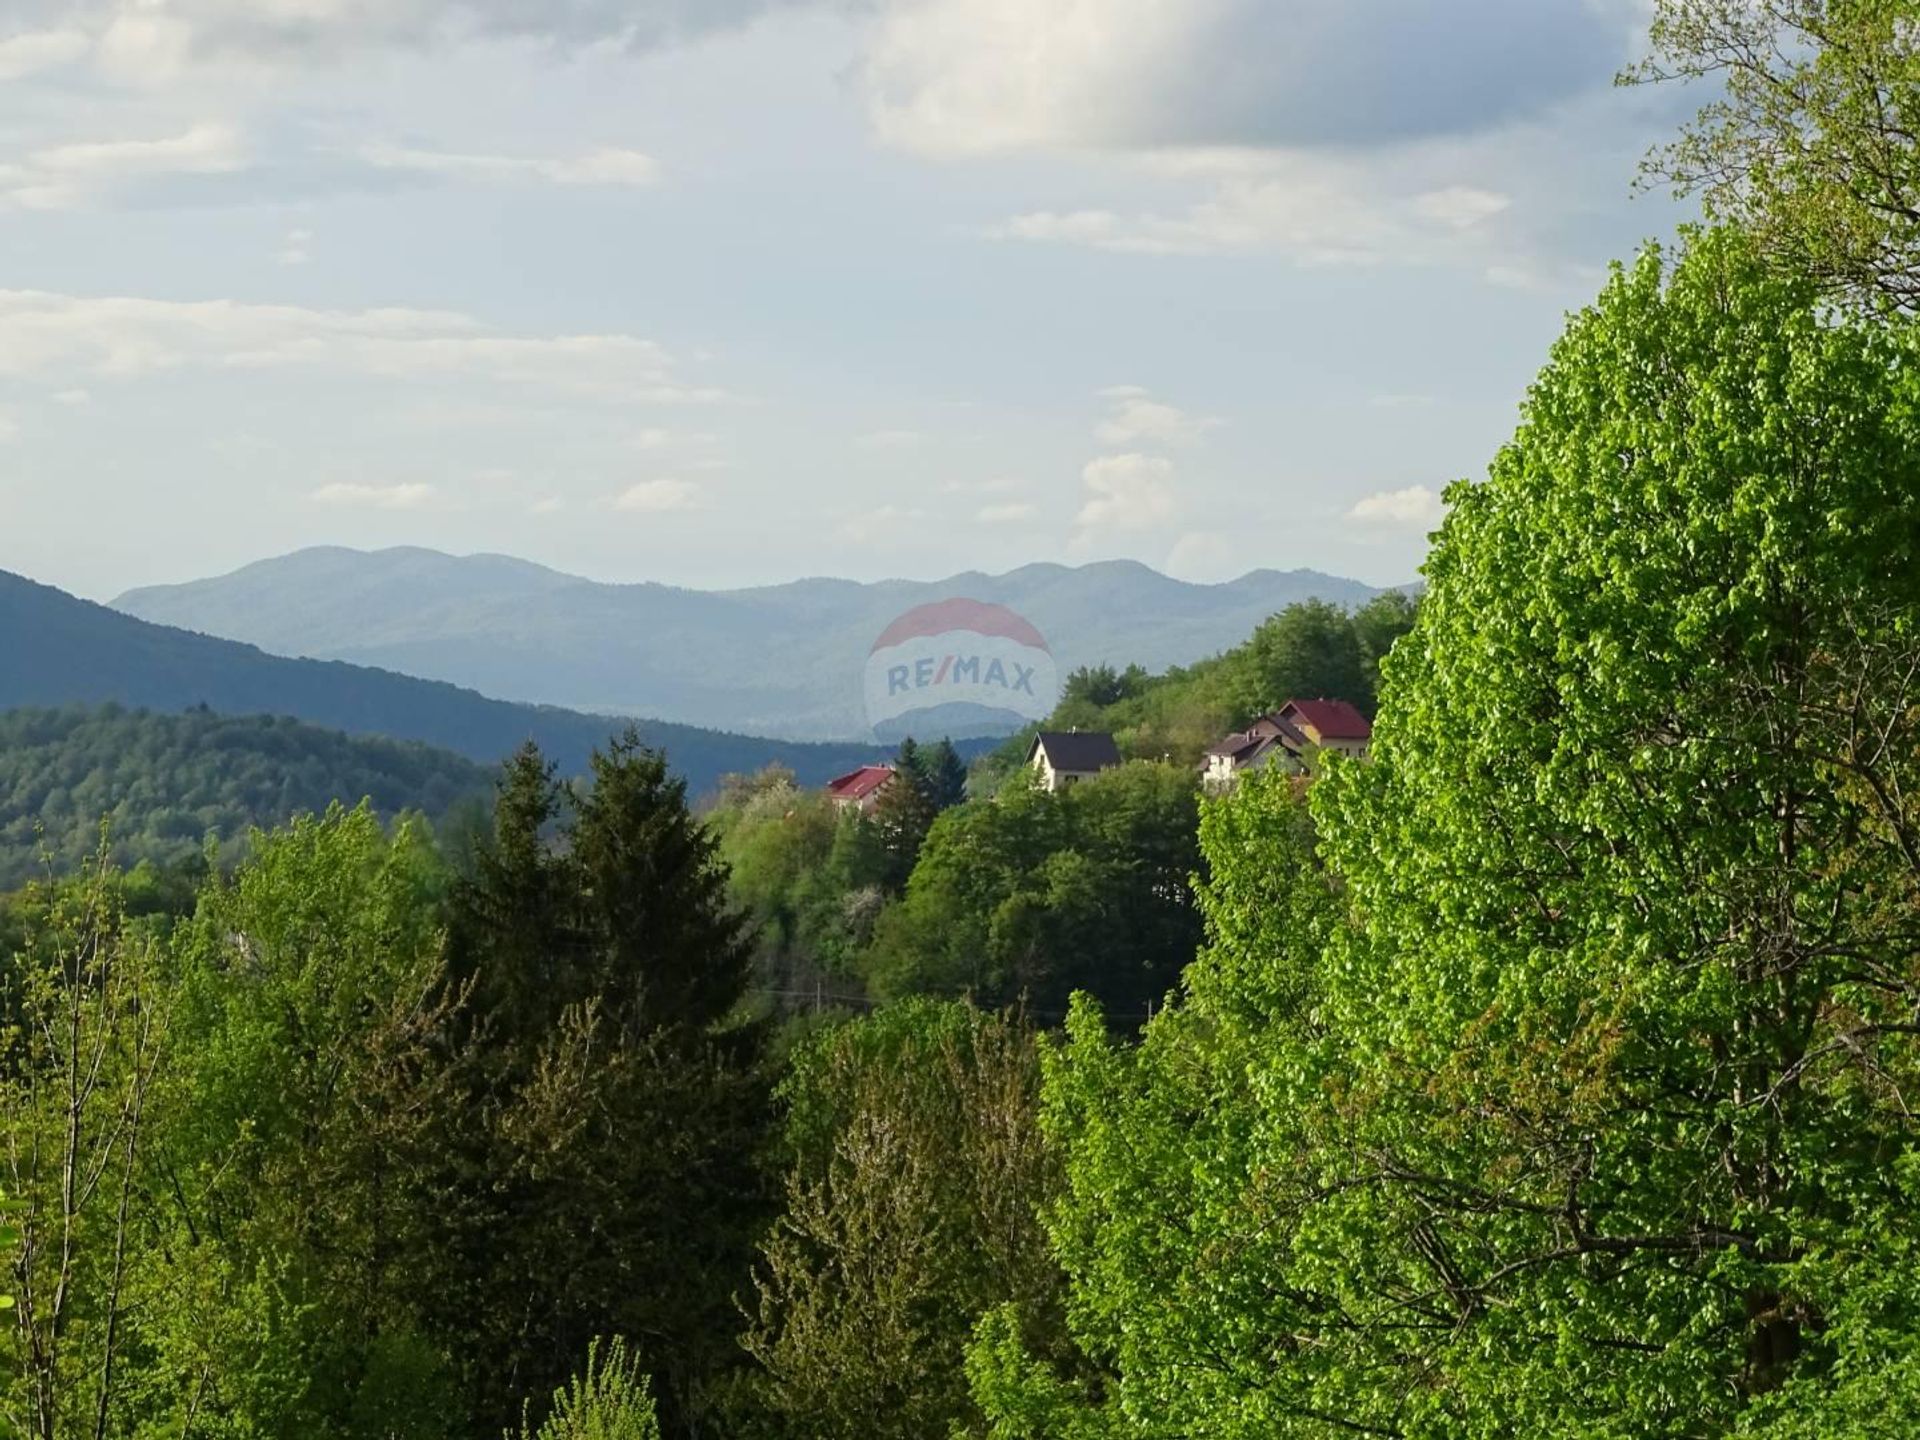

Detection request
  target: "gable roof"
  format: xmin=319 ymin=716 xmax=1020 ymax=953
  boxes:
xmin=1027 ymin=730 xmax=1122 ymax=773
xmin=825 ymin=764 xmax=896 ymax=801
xmin=1279 ymin=698 xmax=1372 ymax=742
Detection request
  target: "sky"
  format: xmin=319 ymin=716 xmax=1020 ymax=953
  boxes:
xmin=0 ymin=0 xmax=1696 ymax=602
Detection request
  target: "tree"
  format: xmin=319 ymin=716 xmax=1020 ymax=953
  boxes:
xmin=1636 ymin=0 xmax=1920 ymax=313
xmin=863 ymin=762 xmax=1201 ymax=1020
xmin=740 ymin=1002 xmax=1064 ymax=1440
xmin=515 ymin=1340 xmax=660 ymax=1440
xmin=1 ymin=853 xmax=168 ymax=1440
xmin=136 ymin=806 xmax=459 ymax=1440
xmin=923 ymin=739 xmax=970 ymax=813
xmin=1220 ymin=599 xmax=1373 ymax=725
xmin=1349 ymin=590 xmax=1418 ymax=710
xmin=978 ymin=232 xmax=1920 ymax=1435
xmin=419 ymin=730 xmax=771 ymax=1437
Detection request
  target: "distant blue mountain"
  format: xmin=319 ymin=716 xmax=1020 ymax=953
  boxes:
xmin=0 ymin=569 xmax=912 ymax=797
xmin=114 ymin=548 xmax=1403 ymax=740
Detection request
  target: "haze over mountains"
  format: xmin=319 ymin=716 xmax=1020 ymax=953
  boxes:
xmin=0 ymin=569 xmax=907 ymax=796
xmin=114 ymin=548 xmax=1402 ymax=740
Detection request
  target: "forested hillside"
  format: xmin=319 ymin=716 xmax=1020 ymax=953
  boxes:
xmin=971 ymin=590 xmax=1418 ymax=786
xmin=0 ymin=705 xmax=494 ymax=888
xmin=0 ymin=569 xmax=908 ymax=796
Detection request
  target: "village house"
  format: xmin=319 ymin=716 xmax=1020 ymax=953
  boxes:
xmin=1202 ymin=698 xmax=1372 ymax=791
xmin=824 ymin=763 xmax=896 ymax=812
xmin=1027 ymin=730 xmax=1123 ymax=792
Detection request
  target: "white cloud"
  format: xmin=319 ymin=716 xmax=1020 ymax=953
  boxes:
xmin=1347 ymin=484 xmax=1447 ymax=528
xmin=1076 ymin=453 xmax=1175 ymax=533
xmin=0 ymin=123 xmax=247 ymax=210
xmin=277 ymin=228 xmax=313 ymax=266
xmin=1412 ymin=185 xmax=1512 ymax=230
xmin=528 ymin=496 xmax=565 ymax=515
xmin=361 ymin=142 xmax=659 ymax=187
xmin=612 ymin=478 xmax=698 ymax=512
xmin=996 ymin=162 xmax=1513 ymax=265
xmin=0 ymin=289 xmax=722 ymax=401
xmin=975 ymin=501 xmax=1035 ymax=524
xmin=1095 ymin=386 xmax=1219 ymax=446
xmin=0 ymin=29 xmax=90 ymax=79
xmin=52 ymin=388 xmax=92 ymax=405
xmin=1165 ymin=530 xmax=1238 ymax=582
xmin=854 ymin=428 xmax=925 ymax=451
xmin=311 ymin=481 xmax=439 ymax=509
xmin=0 ymin=414 xmax=19 ymax=444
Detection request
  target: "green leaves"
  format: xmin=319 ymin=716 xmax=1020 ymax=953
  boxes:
xmin=979 ymin=232 xmax=1920 ymax=1436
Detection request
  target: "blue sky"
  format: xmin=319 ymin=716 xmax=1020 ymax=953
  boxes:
xmin=0 ymin=0 xmax=1691 ymax=601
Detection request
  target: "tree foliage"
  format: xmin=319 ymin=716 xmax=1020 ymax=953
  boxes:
xmin=1637 ymin=0 xmax=1920 ymax=313
xmin=740 ymin=1001 xmax=1064 ymax=1440
xmin=977 ymin=232 xmax=1920 ymax=1436
xmin=0 ymin=704 xmax=491 ymax=890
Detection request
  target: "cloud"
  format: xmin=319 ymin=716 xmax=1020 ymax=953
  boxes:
xmin=278 ymin=228 xmax=313 ymax=265
xmin=1095 ymin=386 xmax=1218 ymax=446
xmin=1165 ymin=530 xmax=1238 ymax=582
xmin=612 ymin=478 xmax=698 ymax=512
xmin=863 ymin=0 xmax=1631 ymax=158
xmin=0 ymin=288 xmax=723 ymax=401
xmin=0 ymin=124 xmax=248 ymax=210
xmin=0 ymin=414 xmax=18 ymax=444
xmin=854 ymin=428 xmax=925 ymax=451
xmin=361 ymin=142 xmax=659 ymax=187
xmin=1347 ymin=484 xmax=1447 ymax=528
xmin=0 ymin=28 xmax=90 ymax=79
xmin=14 ymin=0 xmax=816 ymax=74
xmin=52 ymin=388 xmax=92 ymax=405
xmin=311 ymin=480 xmax=439 ymax=509
xmin=975 ymin=501 xmax=1035 ymax=524
xmin=1076 ymin=453 xmax=1175 ymax=533
xmin=997 ymin=162 xmax=1514 ymax=264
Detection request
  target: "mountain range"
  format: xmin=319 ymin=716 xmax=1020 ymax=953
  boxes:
xmin=0 ymin=569 xmax=907 ymax=796
xmin=114 ymin=548 xmax=1402 ymax=740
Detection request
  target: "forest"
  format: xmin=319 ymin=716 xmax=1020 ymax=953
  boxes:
xmin=11 ymin=4 xmax=1920 ymax=1437
xmin=0 ymin=706 xmax=494 ymax=890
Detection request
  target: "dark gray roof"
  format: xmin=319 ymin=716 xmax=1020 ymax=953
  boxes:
xmin=1028 ymin=730 xmax=1123 ymax=772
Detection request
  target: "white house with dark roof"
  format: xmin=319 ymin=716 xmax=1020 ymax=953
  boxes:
xmin=1202 ymin=699 xmax=1372 ymax=791
xmin=1027 ymin=730 xmax=1123 ymax=792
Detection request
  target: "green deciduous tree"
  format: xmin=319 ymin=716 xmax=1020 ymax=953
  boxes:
xmin=740 ymin=1001 xmax=1065 ymax=1440
xmin=514 ymin=1340 xmax=660 ymax=1440
xmin=863 ymin=762 xmax=1201 ymax=1020
xmin=1636 ymin=0 xmax=1920 ymax=313
xmin=978 ymin=232 xmax=1920 ymax=1436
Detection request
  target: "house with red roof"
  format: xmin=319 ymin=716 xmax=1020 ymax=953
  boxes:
xmin=1202 ymin=699 xmax=1371 ymax=790
xmin=824 ymin=764 xmax=897 ymax=812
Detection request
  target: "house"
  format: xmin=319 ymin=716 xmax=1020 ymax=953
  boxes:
xmin=824 ymin=764 xmax=896 ymax=812
xmin=1202 ymin=699 xmax=1372 ymax=790
xmin=1276 ymin=698 xmax=1372 ymax=759
xmin=1027 ymin=730 xmax=1122 ymax=792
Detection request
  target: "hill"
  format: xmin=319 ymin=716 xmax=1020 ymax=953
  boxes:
xmin=113 ymin=548 xmax=1401 ymax=739
xmin=0 ymin=569 xmax=908 ymax=797
xmin=0 ymin=705 xmax=495 ymax=889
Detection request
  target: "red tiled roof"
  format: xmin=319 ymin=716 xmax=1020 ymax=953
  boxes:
xmin=1279 ymin=698 xmax=1372 ymax=742
xmin=825 ymin=764 xmax=896 ymax=801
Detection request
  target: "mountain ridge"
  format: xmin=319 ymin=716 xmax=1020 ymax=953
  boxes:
xmin=114 ymin=548 xmax=1408 ymax=740
xmin=0 ymin=568 xmax=913 ymax=797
